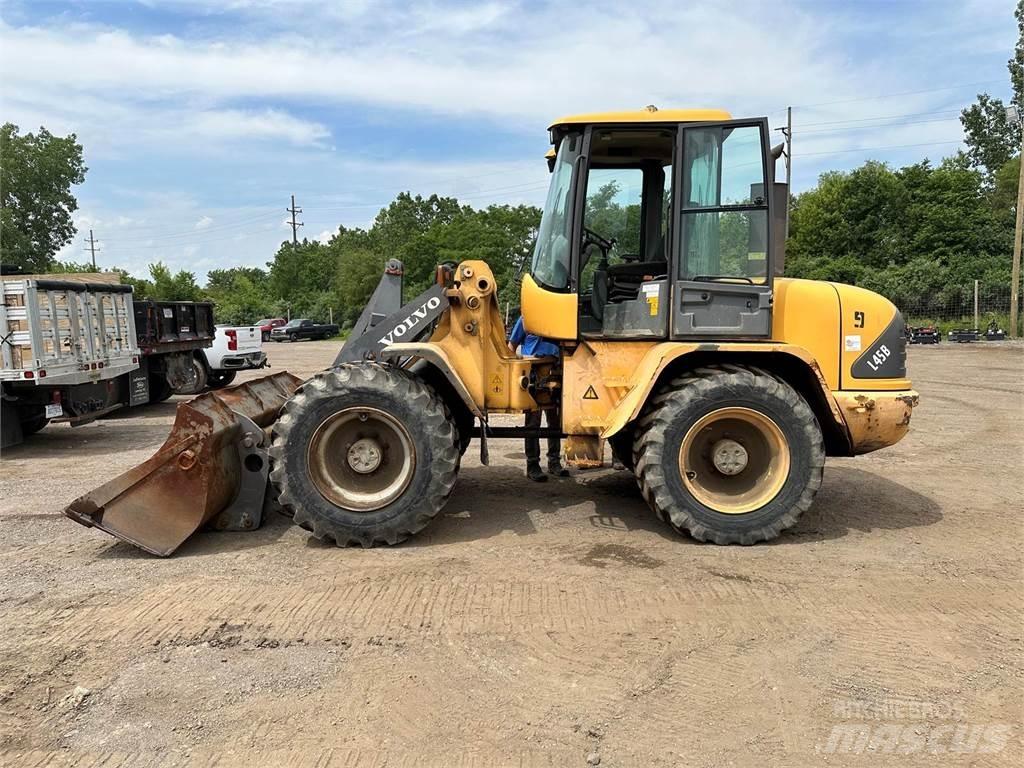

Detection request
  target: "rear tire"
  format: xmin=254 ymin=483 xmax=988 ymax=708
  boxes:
xmin=208 ymin=370 xmax=237 ymax=389
xmin=633 ymin=365 xmax=824 ymax=544
xmin=269 ymin=364 xmax=459 ymax=547
xmin=148 ymin=370 xmax=173 ymax=402
xmin=19 ymin=407 xmax=49 ymax=437
xmin=173 ymin=355 xmax=208 ymax=395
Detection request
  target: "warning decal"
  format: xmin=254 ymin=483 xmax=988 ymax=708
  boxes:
xmin=642 ymin=283 xmax=661 ymax=316
xmin=490 ymin=373 xmax=503 ymax=393
xmin=582 ymin=385 xmax=599 ymax=400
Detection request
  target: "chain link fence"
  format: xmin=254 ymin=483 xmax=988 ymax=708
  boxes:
xmin=895 ymin=282 xmax=1021 ymax=337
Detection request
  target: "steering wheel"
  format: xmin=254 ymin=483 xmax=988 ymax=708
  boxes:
xmin=580 ymin=227 xmax=615 ymax=274
xmin=582 ymin=227 xmax=615 ymax=255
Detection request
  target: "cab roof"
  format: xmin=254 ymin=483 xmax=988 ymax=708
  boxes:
xmin=548 ymin=107 xmax=732 ymax=131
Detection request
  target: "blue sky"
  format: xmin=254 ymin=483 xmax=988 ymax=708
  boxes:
xmin=0 ymin=0 xmax=1016 ymax=282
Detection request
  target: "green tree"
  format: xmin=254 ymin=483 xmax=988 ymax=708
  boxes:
xmin=108 ymin=268 xmax=154 ymax=298
xmin=206 ymin=266 xmax=270 ymax=294
xmin=207 ymin=274 xmax=274 ymax=324
xmin=336 ymin=245 xmax=384 ymax=326
xmin=418 ymin=203 xmax=541 ymax=307
xmin=787 ymin=157 xmax=1013 ymax=314
xmin=0 ymin=123 xmax=87 ymax=272
xmin=259 ymin=192 xmax=540 ymax=329
xmin=268 ymin=239 xmax=342 ymax=321
xmin=959 ymin=1 xmax=1023 ymax=177
xmin=144 ymin=262 xmax=203 ymax=301
xmin=961 ymin=93 xmax=1021 ymax=176
xmin=369 ymin=193 xmax=463 ymax=293
xmin=787 ymin=161 xmax=908 ymax=274
xmin=50 ymin=259 xmax=99 ymax=274
xmin=991 ymin=155 xmax=1020 ymax=223
xmin=1012 ymin=0 xmax=1024 ymax=111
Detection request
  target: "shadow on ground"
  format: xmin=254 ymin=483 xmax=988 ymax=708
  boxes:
xmin=781 ymin=465 xmax=943 ymax=543
xmin=93 ymin=460 xmax=943 ymax=559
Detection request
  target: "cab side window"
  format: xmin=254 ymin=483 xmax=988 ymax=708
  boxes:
xmin=680 ymin=125 xmax=768 ymax=283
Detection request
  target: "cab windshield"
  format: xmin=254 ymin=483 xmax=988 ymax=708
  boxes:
xmin=530 ymin=132 xmax=582 ymax=290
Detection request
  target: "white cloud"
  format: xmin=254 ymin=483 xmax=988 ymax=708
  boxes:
xmin=0 ymin=2 xmax=976 ymax=131
xmin=3 ymin=0 xmax=1009 ymax=167
xmin=15 ymin=0 xmax=1016 ymax=279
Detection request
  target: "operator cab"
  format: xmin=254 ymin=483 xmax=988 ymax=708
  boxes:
xmin=522 ymin=107 xmax=786 ymax=342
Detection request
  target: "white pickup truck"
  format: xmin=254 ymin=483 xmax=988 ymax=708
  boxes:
xmin=176 ymin=324 xmax=267 ymax=393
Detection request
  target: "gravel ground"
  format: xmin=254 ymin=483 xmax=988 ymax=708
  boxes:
xmin=1 ymin=339 xmax=1022 ymax=767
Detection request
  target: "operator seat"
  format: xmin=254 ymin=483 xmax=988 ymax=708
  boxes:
xmin=605 ymin=228 xmax=668 ymax=304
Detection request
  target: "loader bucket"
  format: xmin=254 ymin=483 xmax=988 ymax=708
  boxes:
xmin=64 ymin=372 xmax=302 ymax=556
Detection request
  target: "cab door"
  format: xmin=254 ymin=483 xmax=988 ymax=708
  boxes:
xmin=671 ymin=119 xmax=774 ymax=338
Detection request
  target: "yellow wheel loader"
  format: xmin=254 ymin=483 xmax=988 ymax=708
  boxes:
xmin=66 ymin=107 xmax=918 ymax=555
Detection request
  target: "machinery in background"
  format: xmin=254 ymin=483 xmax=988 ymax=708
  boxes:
xmin=947 ymin=328 xmax=981 ymax=343
xmin=906 ymin=325 xmax=940 ymax=344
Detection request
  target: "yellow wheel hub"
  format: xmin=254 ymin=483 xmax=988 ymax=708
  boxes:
xmin=307 ymin=407 xmax=416 ymax=512
xmin=678 ymin=407 xmax=790 ymax=514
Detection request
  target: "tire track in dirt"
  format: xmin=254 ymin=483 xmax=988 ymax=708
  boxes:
xmin=3 ymin=572 xmax=1016 ymax=654
xmin=0 ymin=576 xmax=802 ymax=650
xmin=7 ymin=749 xmax=577 ymax=767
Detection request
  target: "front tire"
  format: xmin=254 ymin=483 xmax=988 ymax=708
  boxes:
xmin=289 ymin=332 xmax=299 ymax=342
xmin=633 ymin=365 xmax=824 ymax=544
xmin=269 ymin=364 xmax=459 ymax=547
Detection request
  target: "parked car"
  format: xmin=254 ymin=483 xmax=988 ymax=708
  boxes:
xmin=175 ymin=325 xmax=268 ymax=393
xmin=255 ymin=317 xmax=286 ymax=341
xmin=270 ymin=318 xmax=339 ymax=342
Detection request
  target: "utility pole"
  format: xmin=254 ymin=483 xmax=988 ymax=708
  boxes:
xmin=287 ymin=194 xmax=303 ymax=246
xmin=1009 ymin=106 xmax=1023 ymax=338
xmin=84 ymin=229 xmax=100 ymax=270
xmin=784 ymin=106 xmax=792 ymax=240
xmin=974 ymin=279 xmax=980 ymax=331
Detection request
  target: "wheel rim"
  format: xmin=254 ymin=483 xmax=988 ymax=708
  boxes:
xmin=678 ymin=407 xmax=790 ymax=514
xmin=307 ymin=407 xmax=416 ymax=511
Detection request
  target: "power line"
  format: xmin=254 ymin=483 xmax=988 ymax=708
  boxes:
xmin=788 ymin=79 xmax=1006 ymax=110
xmin=798 ymin=139 xmax=964 ymax=158
xmin=794 ymin=115 xmax=962 ymax=136
xmin=795 ymin=108 xmax=961 ymax=129
xmin=103 ymin=210 xmax=283 ymax=244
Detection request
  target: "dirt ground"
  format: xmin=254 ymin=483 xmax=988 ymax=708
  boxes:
xmin=1 ymin=340 xmax=1022 ymax=767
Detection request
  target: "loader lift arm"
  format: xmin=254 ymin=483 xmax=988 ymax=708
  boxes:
xmin=334 ymin=260 xmax=449 ymax=366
